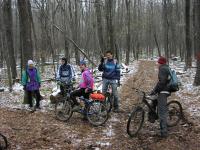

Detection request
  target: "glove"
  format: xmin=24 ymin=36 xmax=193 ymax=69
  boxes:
xmin=117 ymin=80 xmax=121 ymax=87
xmin=149 ymin=90 xmax=156 ymax=96
xmin=23 ymin=86 xmax=26 ymax=91
xmin=101 ymin=57 xmax=104 ymax=63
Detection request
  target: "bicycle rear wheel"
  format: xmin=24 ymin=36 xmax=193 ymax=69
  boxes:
xmin=87 ymin=101 xmax=109 ymax=126
xmin=127 ymin=106 xmax=145 ymax=137
xmin=0 ymin=133 xmax=8 ymax=150
xmin=167 ymin=100 xmax=183 ymax=127
xmin=104 ymin=92 xmax=112 ymax=113
xmin=55 ymin=99 xmax=73 ymax=121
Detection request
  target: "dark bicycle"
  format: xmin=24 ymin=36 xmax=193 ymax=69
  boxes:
xmin=54 ymin=81 xmax=74 ymax=121
xmin=0 ymin=133 xmax=8 ymax=150
xmin=55 ymin=82 xmax=109 ymax=126
xmin=127 ymin=88 xmax=183 ymax=137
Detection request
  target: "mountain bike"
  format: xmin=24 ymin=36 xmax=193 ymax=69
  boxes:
xmin=0 ymin=133 xmax=8 ymax=150
xmin=127 ymin=88 xmax=183 ymax=137
xmin=54 ymin=81 xmax=74 ymax=121
xmin=55 ymin=82 xmax=109 ymax=126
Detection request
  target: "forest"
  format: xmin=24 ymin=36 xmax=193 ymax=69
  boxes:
xmin=0 ymin=0 xmax=200 ymax=149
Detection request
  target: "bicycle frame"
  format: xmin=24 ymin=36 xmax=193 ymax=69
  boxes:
xmin=136 ymin=89 xmax=158 ymax=115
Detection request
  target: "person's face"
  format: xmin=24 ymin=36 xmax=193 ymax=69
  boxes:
xmin=79 ymin=64 xmax=85 ymax=71
xmin=29 ymin=64 xmax=34 ymax=69
xmin=61 ymin=60 xmax=65 ymax=65
xmin=157 ymin=63 xmax=161 ymax=68
xmin=106 ymin=52 xmax=113 ymax=59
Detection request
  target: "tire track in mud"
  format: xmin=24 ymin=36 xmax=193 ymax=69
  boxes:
xmin=112 ymin=60 xmax=200 ymax=150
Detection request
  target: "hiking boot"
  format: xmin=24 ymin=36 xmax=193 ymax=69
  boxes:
xmin=148 ymin=111 xmax=157 ymax=123
xmin=113 ymin=108 xmax=119 ymax=113
xmin=160 ymin=132 xmax=168 ymax=138
xmin=82 ymin=116 xmax=88 ymax=121
xmin=35 ymin=106 xmax=41 ymax=110
xmin=72 ymin=105 xmax=81 ymax=112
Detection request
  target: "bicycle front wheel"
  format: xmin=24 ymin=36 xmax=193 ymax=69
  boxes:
xmin=127 ymin=106 xmax=145 ymax=137
xmin=87 ymin=101 xmax=109 ymax=126
xmin=167 ymin=100 xmax=183 ymax=127
xmin=0 ymin=133 xmax=8 ymax=150
xmin=55 ymin=99 xmax=73 ymax=121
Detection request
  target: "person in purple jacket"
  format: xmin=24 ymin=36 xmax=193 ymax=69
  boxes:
xmin=21 ymin=60 xmax=41 ymax=109
xmin=70 ymin=60 xmax=94 ymax=112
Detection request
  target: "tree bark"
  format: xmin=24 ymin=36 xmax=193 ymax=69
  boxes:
xmin=3 ymin=0 xmax=17 ymax=80
xmin=185 ymin=0 xmax=192 ymax=67
xmin=17 ymin=0 xmax=33 ymax=69
xmin=193 ymin=0 xmax=200 ymax=85
xmin=125 ymin=0 xmax=131 ymax=65
xmin=94 ymin=0 xmax=105 ymax=54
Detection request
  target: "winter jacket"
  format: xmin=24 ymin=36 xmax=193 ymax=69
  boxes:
xmin=79 ymin=68 xmax=94 ymax=90
xmin=21 ymin=67 xmax=41 ymax=91
xmin=56 ymin=64 xmax=75 ymax=84
xmin=98 ymin=58 xmax=120 ymax=80
xmin=152 ymin=64 xmax=170 ymax=94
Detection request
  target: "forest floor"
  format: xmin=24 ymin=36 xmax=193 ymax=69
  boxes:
xmin=1 ymin=60 xmax=200 ymax=150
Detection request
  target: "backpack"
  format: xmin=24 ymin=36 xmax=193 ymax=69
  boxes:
xmin=168 ymin=67 xmax=179 ymax=92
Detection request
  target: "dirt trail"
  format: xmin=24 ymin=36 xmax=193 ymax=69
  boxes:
xmin=0 ymin=60 xmax=200 ymax=150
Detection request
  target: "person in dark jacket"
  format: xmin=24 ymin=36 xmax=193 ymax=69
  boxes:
xmin=56 ymin=57 xmax=75 ymax=95
xmin=21 ymin=60 xmax=41 ymax=110
xmin=150 ymin=56 xmax=170 ymax=138
xmin=98 ymin=51 xmax=121 ymax=112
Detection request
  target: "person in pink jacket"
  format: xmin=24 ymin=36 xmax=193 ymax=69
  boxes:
xmin=70 ymin=60 xmax=94 ymax=111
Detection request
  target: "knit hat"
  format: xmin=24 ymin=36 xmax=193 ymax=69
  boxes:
xmin=79 ymin=60 xmax=86 ymax=65
xmin=157 ymin=56 xmax=167 ymax=64
xmin=27 ymin=60 xmax=34 ymax=65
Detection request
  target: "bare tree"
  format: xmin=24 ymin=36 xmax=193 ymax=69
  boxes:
xmin=17 ymin=0 xmax=33 ymax=69
xmin=125 ymin=0 xmax=131 ymax=65
xmin=3 ymin=0 xmax=17 ymax=80
xmin=193 ymin=0 xmax=200 ymax=86
xmin=185 ymin=0 xmax=192 ymax=67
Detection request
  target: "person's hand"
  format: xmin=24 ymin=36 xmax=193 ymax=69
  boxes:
xmin=117 ymin=80 xmax=121 ymax=87
xmin=149 ymin=90 xmax=156 ymax=96
xmin=72 ymin=78 xmax=76 ymax=83
xmin=101 ymin=56 xmax=104 ymax=63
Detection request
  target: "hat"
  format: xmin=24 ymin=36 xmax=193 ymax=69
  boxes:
xmin=79 ymin=60 xmax=86 ymax=65
xmin=157 ymin=56 xmax=167 ymax=64
xmin=27 ymin=60 xmax=34 ymax=65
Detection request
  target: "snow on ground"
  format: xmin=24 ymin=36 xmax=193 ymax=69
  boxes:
xmin=1 ymin=60 xmax=200 ymax=149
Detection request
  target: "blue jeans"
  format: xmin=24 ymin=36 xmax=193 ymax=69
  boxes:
xmin=102 ymin=78 xmax=119 ymax=109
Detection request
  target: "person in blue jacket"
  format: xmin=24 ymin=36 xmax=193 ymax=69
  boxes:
xmin=98 ymin=51 xmax=121 ymax=112
xmin=56 ymin=58 xmax=75 ymax=95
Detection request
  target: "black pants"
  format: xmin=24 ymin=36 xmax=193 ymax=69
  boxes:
xmin=27 ymin=90 xmax=41 ymax=107
xmin=70 ymin=88 xmax=89 ymax=105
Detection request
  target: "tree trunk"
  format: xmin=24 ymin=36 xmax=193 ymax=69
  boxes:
xmin=193 ymin=0 xmax=200 ymax=85
xmin=17 ymin=0 xmax=33 ymax=69
xmin=3 ymin=0 xmax=17 ymax=80
xmin=94 ymin=0 xmax=105 ymax=54
xmin=185 ymin=0 xmax=192 ymax=67
xmin=105 ymin=0 xmax=115 ymax=55
xmin=125 ymin=0 xmax=131 ymax=65
xmin=163 ymin=0 xmax=169 ymax=58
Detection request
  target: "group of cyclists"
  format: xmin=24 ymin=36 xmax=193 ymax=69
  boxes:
xmin=21 ymin=51 xmax=176 ymax=138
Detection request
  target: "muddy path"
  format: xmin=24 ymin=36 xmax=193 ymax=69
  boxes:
xmin=0 ymin=60 xmax=200 ymax=150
